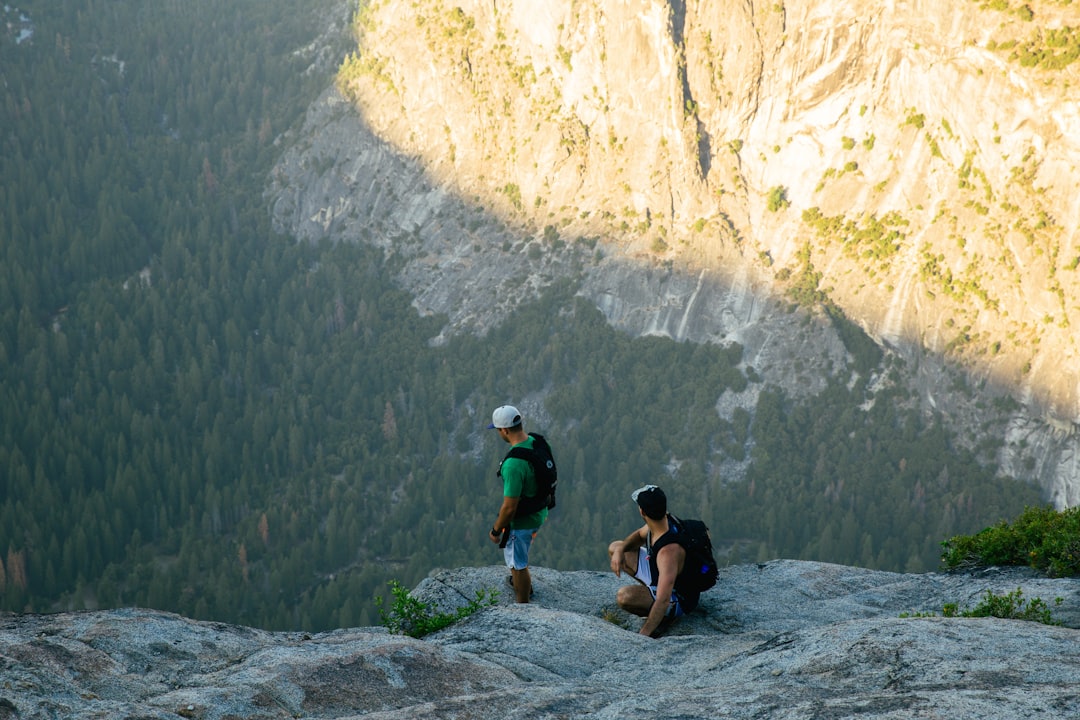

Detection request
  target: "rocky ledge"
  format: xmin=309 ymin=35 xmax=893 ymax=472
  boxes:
xmin=2 ymin=560 xmax=1079 ymax=719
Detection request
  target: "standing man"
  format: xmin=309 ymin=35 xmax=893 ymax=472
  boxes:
xmin=607 ymin=484 xmax=699 ymax=637
xmin=487 ymin=405 xmax=549 ymax=603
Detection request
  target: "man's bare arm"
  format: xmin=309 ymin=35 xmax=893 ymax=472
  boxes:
xmin=609 ymin=525 xmax=647 ymax=576
xmin=489 ymin=495 xmax=520 ymax=543
xmin=639 ymin=543 xmax=683 ymax=637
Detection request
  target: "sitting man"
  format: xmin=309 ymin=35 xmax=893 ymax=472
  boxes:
xmin=607 ymin=484 xmax=699 ymax=637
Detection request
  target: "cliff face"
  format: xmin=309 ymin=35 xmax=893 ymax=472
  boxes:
xmin=338 ymin=0 xmax=1080 ymax=410
xmin=3 ymin=562 xmax=1079 ymax=719
xmin=270 ymin=0 xmax=1080 ymax=505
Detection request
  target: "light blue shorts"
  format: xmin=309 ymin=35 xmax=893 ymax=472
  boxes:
xmin=503 ymin=528 xmax=537 ymax=570
xmin=633 ymin=548 xmax=688 ymax=618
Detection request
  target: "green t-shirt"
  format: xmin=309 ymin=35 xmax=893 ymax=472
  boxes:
xmin=502 ymin=435 xmax=548 ymax=530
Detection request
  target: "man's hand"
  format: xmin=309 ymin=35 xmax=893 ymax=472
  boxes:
xmin=609 ymin=541 xmax=624 ymax=576
xmin=488 ymin=495 xmax=519 ymax=546
xmin=609 ymin=526 xmax=647 ymax=578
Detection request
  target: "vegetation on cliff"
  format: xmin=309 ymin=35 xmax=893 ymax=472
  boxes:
xmin=942 ymin=505 xmax=1080 ymax=577
xmin=336 ymin=0 xmax=1080 ymax=413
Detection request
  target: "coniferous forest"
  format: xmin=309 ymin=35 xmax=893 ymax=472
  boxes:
xmin=0 ymin=0 xmax=1044 ymax=631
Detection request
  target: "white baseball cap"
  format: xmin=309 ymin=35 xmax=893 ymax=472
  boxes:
xmin=488 ymin=405 xmax=522 ymax=429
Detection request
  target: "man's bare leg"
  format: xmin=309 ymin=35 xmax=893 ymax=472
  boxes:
xmin=511 ymin=567 xmax=532 ymax=603
xmin=615 ymin=584 xmax=655 ymax=616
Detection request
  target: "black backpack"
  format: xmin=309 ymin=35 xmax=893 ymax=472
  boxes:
xmin=669 ymin=515 xmax=719 ymax=593
xmin=500 ymin=432 xmax=557 ymax=517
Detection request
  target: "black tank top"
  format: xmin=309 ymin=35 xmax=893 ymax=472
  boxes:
xmin=646 ymin=515 xmax=701 ymax=610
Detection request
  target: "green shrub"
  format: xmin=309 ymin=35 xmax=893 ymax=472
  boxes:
xmin=904 ymin=111 xmax=926 ymax=129
xmin=501 ymin=183 xmax=523 ymax=211
xmin=927 ymin=133 xmax=943 ymax=158
xmin=941 ymin=505 xmax=1080 ymax=576
xmin=784 ymin=241 xmax=829 ymax=307
xmin=557 ymin=45 xmax=572 ymax=70
xmin=953 ymin=587 xmax=1062 ymax=624
xmin=377 ymin=580 xmax=498 ymax=638
xmin=1001 ymin=25 xmax=1080 ymax=70
xmin=902 ymin=587 xmax=1063 ymax=626
xmin=766 ymin=186 xmax=789 ymax=212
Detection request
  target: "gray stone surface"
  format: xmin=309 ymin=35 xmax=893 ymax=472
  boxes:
xmin=2 ymin=560 xmax=1078 ymax=718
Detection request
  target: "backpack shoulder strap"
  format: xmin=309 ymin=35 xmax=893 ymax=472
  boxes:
xmin=505 ymin=433 xmax=552 ymax=464
xmin=649 ymin=515 xmax=685 ymax=554
xmin=505 ymin=444 xmax=539 ymax=464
